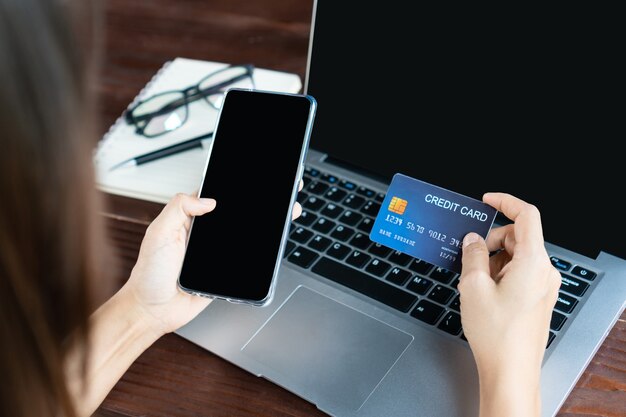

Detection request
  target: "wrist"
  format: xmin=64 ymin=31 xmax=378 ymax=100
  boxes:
xmin=477 ymin=359 xmax=541 ymax=417
xmin=115 ymin=284 xmax=167 ymax=342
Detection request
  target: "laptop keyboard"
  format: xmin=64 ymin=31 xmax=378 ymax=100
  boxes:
xmin=285 ymin=166 xmax=598 ymax=348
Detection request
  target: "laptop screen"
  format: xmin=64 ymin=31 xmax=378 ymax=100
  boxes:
xmin=304 ymin=2 xmax=623 ymax=260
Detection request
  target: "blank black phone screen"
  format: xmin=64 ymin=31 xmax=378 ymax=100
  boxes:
xmin=178 ymin=89 xmax=314 ymax=302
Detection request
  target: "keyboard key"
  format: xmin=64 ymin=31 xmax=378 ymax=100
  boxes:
xmin=572 ymin=266 xmax=597 ymax=281
xmin=375 ymin=192 xmax=386 ymax=202
xmin=408 ymin=259 xmax=434 ymax=275
xmin=343 ymin=194 xmax=366 ymax=209
xmin=305 ymin=167 xmax=320 ymax=177
xmin=361 ymin=200 xmax=382 ymax=216
xmin=428 ymin=285 xmax=455 ymax=305
xmin=388 ymin=251 xmax=412 ymax=266
xmin=450 ymin=276 xmax=460 ymax=289
xmin=547 ymin=332 xmax=556 ymax=348
xmin=321 ymin=203 xmax=344 ymax=218
xmin=555 ymin=292 xmax=578 ymax=314
xmin=327 ymin=242 xmax=351 ymax=260
xmin=294 ymin=211 xmax=317 ymax=227
xmin=356 ymin=186 xmax=376 ymax=198
xmin=312 ymin=257 xmax=417 ymax=312
xmin=550 ymin=256 xmax=572 ymax=271
xmin=449 ymin=294 xmax=461 ymax=311
xmin=430 ymin=267 xmax=455 ymax=284
xmin=325 ymin=186 xmax=347 ymax=202
xmin=339 ymin=180 xmax=357 ymax=191
xmin=288 ymin=246 xmax=319 ymax=268
xmin=284 ymin=240 xmax=296 ymax=258
xmin=321 ymin=173 xmax=338 ymax=184
xmin=368 ymin=242 xmax=392 ymax=257
xmin=407 ymin=276 xmax=433 ymax=295
xmin=550 ymin=311 xmax=567 ymax=331
xmin=297 ymin=191 xmax=309 ymax=204
xmin=411 ymin=300 xmax=445 ymax=325
xmin=345 ymin=250 xmax=371 ymax=268
xmin=349 ymin=233 xmax=372 ymax=250
xmin=312 ymin=218 xmax=336 ymax=234
xmin=338 ymin=210 xmax=363 ymax=226
xmin=365 ymin=258 xmax=391 ymax=277
xmin=438 ymin=311 xmax=462 ymax=335
xmin=307 ymin=180 xmax=329 ymax=195
xmin=560 ymin=274 xmax=589 ymax=297
xmin=331 ymin=225 xmax=355 ymax=242
xmin=302 ymin=176 xmax=313 ymax=189
xmin=357 ymin=217 xmax=374 ymax=233
xmin=386 ymin=267 xmax=412 ymax=285
xmin=290 ymin=226 xmax=313 ymax=244
xmin=303 ymin=196 xmax=325 ymax=211
xmin=308 ymin=235 xmax=332 ymax=252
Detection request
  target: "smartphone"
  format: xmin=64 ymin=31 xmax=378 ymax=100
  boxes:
xmin=177 ymin=88 xmax=316 ymax=305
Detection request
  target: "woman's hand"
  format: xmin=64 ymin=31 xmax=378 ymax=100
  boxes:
xmin=121 ymin=183 xmax=303 ymax=337
xmin=458 ymin=193 xmax=561 ymax=417
xmin=69 ymin=191 xmax=303 ymax=416
xmin=121 ymin=194 xmax=217 ymax=337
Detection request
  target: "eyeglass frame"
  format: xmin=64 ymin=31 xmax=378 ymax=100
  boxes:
xmin=124 ymin=64 xmax=255 ymax=138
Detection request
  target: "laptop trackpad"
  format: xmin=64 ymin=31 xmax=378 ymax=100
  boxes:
xmin=242 ymin=286 xmax=413 ymax=411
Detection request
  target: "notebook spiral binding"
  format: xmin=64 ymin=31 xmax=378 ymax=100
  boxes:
xmin=93 ymin=60 xmax=173 ymax=162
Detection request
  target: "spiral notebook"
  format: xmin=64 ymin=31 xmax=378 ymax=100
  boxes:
xmin=94 ymin=57 xmax=302 ymax=203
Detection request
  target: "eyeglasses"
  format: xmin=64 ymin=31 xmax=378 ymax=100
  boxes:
xmin=124 ymin=64 xmax=255 ymax=138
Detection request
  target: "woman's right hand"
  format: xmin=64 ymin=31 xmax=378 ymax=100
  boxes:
xmin=458 ymin=193 xmax=561 ymax=417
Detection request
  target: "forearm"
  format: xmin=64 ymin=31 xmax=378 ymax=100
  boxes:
xmin=66 ymin=286 xmax=163 ymax=417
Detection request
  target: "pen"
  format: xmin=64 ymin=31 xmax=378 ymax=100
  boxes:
xmin=108 ymin=132 xmax=214 ymax=171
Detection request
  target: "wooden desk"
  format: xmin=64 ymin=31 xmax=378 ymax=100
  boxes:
xmin=96 ymin=1 xmax=626 ymax=416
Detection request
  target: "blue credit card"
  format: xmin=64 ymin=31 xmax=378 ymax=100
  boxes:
xmin=369 ymin=173 xmax=497 ymax=274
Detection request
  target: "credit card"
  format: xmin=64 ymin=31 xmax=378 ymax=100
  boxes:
xmin=369 ymin=173 xmax=497 ymax=274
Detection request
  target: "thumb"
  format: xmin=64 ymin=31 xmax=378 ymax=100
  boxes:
xmin=158 ymin=193 xmax=216 ymax=228
xmin=460 ymin=232 xmax=490 ymax=277
xmin=188 ymin=197 xmax=217 ymax=216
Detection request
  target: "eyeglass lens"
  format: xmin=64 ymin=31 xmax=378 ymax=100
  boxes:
xmin=198 ymin=66 xmax=254 ymax=109
xmin=133 ymin=91 xmax=189 ymax=137
xmin=130 ymin=66 xmax=254 ymax=137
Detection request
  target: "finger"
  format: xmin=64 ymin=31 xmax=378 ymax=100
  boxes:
xmin=483 ymin=192 xmax=544 ymax=253
xmin=460 ymin=233 xmax=491 ymax=277
xmin=298 ymin=180 xmax=303 ymax=192
xmin=181 ymin=196 xmax=216 ymax=217
xmin=159 ymin=194 xmax=216 ymax=228
xmin=488 ymin=250 xmax=511 ymax=282
xmin=485 ymin=224 xmax=515 ymax=253
xmin=292 ymin=202 xmax=302 ymax=220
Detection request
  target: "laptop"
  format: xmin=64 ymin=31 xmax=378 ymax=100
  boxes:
xmin=178 ymin=2 xmax=626 ymax=416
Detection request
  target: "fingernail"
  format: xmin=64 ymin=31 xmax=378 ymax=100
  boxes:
xmin=463 ymin=232 xmax=481 ymax=248
xmin=199 ymin=198 xmax=216 ymax=207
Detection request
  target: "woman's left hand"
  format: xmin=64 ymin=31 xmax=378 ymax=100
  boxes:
xmin=122 ymin=183 xmax=303 ymax=337
xmin=121 ymin=194 xmax=217 ymax=336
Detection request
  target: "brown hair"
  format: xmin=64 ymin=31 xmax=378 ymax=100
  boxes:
xmin=0 ymin=0 xmax=107 ymax=416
